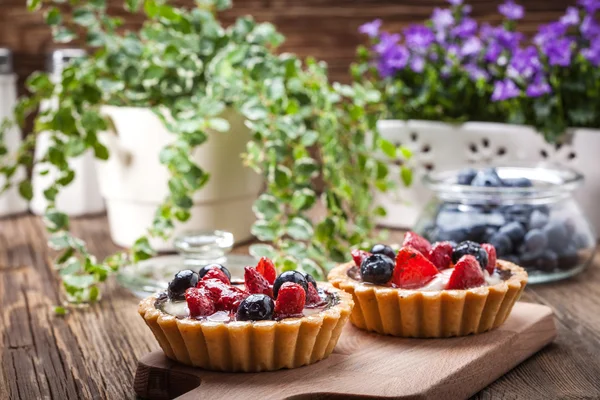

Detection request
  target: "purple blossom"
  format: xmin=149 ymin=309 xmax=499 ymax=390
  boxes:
xmin=560 ymin=7 xmax=580 ymax=26
xmin=498 ymin=1 xmax=524 ymax=21
xmin=578 ymin=0 xmax=600 ymax=13
xmin=581 ymin=15 xmax=600 ymax=40
xmin=507 ymin=46 xmax=541 ymax=79
xmin=404 ymin=25 xmax=435 ymax=50
xmin=485 ymin=42 xmax=503 ymax=63
xmin=526 ymin=76 xmax=552 ymax=97
xmin=462 ymin=4 xmax=473 ymax=14
xmin=464 ymin=64 xmax=489 ymax=81
xmin=374 ymin=32 xmax=401 ymax=54
xmin=543 ymin=37 xmax=573 ymax=67
xmin=431 ymin=8 xmax=454 ymax=31
xmin=582 ymin=38 xmax=600 ymax=66
xmin=461 ymin=36 xmax=483 ymax=57
xmin=410 ymin=56 xmax=426 ymax=72
xmin=451 ymin=18 xmax=478 ymax=39
xmin=491 ymin=79 xmax=521 ymax=101
xmin=359 ymin=19 xmax=382 ymax=38
xmin=447 ymin=0 xmax=463 ymax=5
xmin=377 ymin=45 xmax=410 ymax=77
xmin=534 ymin=22 xmax=567 ymax=47
xmin=496 ymin=28 xmax=523 ymax=49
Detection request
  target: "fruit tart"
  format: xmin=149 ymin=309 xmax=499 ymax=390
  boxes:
xmin=328 ymin=232 xmax=528 ymax=338
xmin=138 ymin=257 xmax=353 ymax=372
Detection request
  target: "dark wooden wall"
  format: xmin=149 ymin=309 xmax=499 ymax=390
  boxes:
xmin=0 ymin=0 xmax=574 ymax=92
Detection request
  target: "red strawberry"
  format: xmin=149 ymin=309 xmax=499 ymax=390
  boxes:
xmin=393 ymin=247 xmax=439 ymax=289
xmin=274 ymin=282 xmax=306 ymax=318
xmin=351 ymin=249 xmax=371 ymax=267
xmin=428 ymin=241 xmax=454 ymax=270
xmin=481 ymin=243 xmax=497 ymax=275
xmin=201 ymin=267 xmax=230 ymax=285
xmin=216 ymin=286 xmax=249 ymax=312
xmin=256 ymin=257 xmax=277 ymax=284
xmin=244 ymin=266 xmax=273 ymax=297
xmin=196 ymin=278 xmax=227 ymax=301
xmin=185 ymin=287 xmax=216 ymax=317
xmin=402 ymin=231 xmax=432 ymax=255
xmin=446 ymin=255 xmax=485 ymax=290
xmin=305 ymin=282 xmax=321 ymax=305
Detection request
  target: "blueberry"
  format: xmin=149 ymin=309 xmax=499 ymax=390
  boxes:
xmin=543 ymin=221 xmax=568 ymax=250
xmin=489 ymin=232 xmax=513 ymax=256
xmin=302 ymin=272 xmax=318 ymax=289
xmin=436 ymin=228 xmax=469 ymax=243
xmin=502 ymin=204 xmax=534 ymax=225
xmin=471 ymin=168 xmax=503 ymax=187
xmin=370 ymin=244 xmax=396 ymax=260
xmin=520 ymin=252 xmax=541 ymax=269
xmin=198 ymin=264 xmax=231 ymax=280
xmin=528 ymin=210 xmax=549 ymax=230
xmin=524 ymin=229 xmax=548 ymax=253
xmin=498 ymin=221 xmax=526 ymax=243
xmin=563 ymin=217 xmax=576 ymax=236
xmin=483 ymin=227 xmax=498 ymax=242
xmin=536 ymin=250 xmax=558 ymax=272
xmin=360 ymin=254 xmax=395 ymax=285
xmin=168 ymin=270 xmax=199 ymax=300
xmin=574 ymin=233 xmax=591 ymax=249
xmin=273 ymin=271 xmax=308 ymax=299
xmin=503 ymin=178 xmax=533 ymax=187
xmin=464 ymin=224 xmax=488 ymax=242
xmin=452 ymin=241 xmax=489 ymax=270
xmin=502 ymin=255 xmax=521 ymax=265
xmin=236 ymin=294 xmax=274 ymax=321
xmin=557 ymin=246 xmax=579 ymax=270
xmin=457 ymin=168 xmax=477 ymax=185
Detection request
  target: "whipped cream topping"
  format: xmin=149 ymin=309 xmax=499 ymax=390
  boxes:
xmin=420 ymin=268 xmax=503 ymax=291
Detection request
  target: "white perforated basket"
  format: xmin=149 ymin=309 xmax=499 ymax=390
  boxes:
xmin=376 ymin=120 xmax=600 ymax=236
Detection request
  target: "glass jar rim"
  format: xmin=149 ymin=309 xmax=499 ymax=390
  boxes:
xmin=423 ymin=162 xmax=584 ymax=202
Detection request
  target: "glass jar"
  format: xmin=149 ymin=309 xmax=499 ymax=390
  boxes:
xmin=415 ymin=164 xmax=597 ymax=284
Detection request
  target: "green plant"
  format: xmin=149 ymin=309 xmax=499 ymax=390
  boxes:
xmin=0 ymin=0 xmax=410 ymax=305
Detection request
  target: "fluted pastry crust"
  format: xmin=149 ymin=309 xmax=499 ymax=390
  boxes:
xmin=328 ymin=260 xmax=527 ymax=338
xmin=138 ymin=283 xmax=353 ymax=371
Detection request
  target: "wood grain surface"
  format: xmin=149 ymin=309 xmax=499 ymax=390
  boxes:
xmin=0 ymin=214 xmax=599 ymax=399
xmin=0 ymin=0 xmax=576 ymax=90
xmin=133 ymin=302 xmax=556 ymax=400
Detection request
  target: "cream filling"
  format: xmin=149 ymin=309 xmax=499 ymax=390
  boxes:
xmin=419 ymin=268 xmax=503 ymax=291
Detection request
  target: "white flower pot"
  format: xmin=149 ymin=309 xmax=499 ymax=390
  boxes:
xmin=376 ymin=119 xmax=600 ymax=236
xmin=96 ymin=106 xmax=262 ymax=251
xmin=0 ymin=74 xmax=27 ymax=217
xmin=30 ymin=99 xmax=105 ymax=216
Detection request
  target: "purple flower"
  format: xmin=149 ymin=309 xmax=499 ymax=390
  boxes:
xmin=534 ymin=22 xmax=567 ymax=47
xmin=410 ymin=56 xmax=426 ymax=72
xmin=507 ymin=46 xmax=541 ymax=79
xmin=560 ymin=7 xmax=580 ymax=26
xmin=464 ymin=64 xmax=489 ymax=81
xmin=461 ymin=36 xmax=483 ymax=57
xmin=526 ymin=76 xmax=552 ymax=97
xmin=581 ymin=15 xmax=600 ymax=40
xmin=582 ymin=38 xmax=600 ymax=66
xmin=431 ymin=8 xmax=454 ymax=31
xmin=377 ymin=45 xmax=410 ymax=77
xmin=451 ymin=17 xmax=478 ymax=39
xmin=578 ymin=0 xmax=600 ymax=13
xmin=491 ymin=79 xmax=521 ymax=101
xmin=543 ymin=37 xmax=573 ymax=67
xmin=485 ymin=42 xmax=503 ymax=63
xmin=462 ymin=4 xmax=473 ymax=14
xmin=447 ymin=0 xmax=463 ymax=5
xmin=359 ymin=19 xmax=382 ymax=38
xmin=498 ymin=1 xmax=524 ymax=21
xmin=404 ymin=25 xmax=435 ymax=50
xmin=496 ymin=28 xmax=523 ymax=49
xmin=374 ymin=32 xmax=401 ymax=54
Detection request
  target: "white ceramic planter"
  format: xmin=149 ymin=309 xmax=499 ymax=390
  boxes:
xmin=0 ymin=74 xmax=28 ymax=217
xmin=376 ymin=120 xmax=600 ymax=235
xmin=96 ymin=106 xmax=262 ymax=251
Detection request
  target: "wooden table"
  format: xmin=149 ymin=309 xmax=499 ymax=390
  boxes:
xmin=1 ymin=214 xmax=599 ymax=400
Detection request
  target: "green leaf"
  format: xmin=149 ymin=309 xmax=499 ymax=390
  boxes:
xmin=63 ymin=274 xmax=95 ymax=288
xmin=18 ymin=181 xmax=33 ymax=201
xmin=379 ymin=138 xmax=396 ymax=158
xmin=27 ymin=0 xmax=41 ymax=11
xmin=45 ymin=7 xmax=62 ymax=26
xmin=93 ymin=143 xmax=110 ymax=160
xmin=125 ymin=0 xmax=142 ymax=12
xmin=44 ymin=209 xmax=70 ymax=232
xmin=52 ymin=27 xmax=76 ymax=43
xmin=290 ymin=188 xmax=316 ymax=212
xmin=54 ymin=306 xmax=68 ymax=316
xmin=286 ymin=217 xmax=314 ymax=241
xmin=132 ymin=236 xmax=155 ymax=262
xmin=399 ymin=146 xmax=412 ymax=159
xmin=252 ymin=194 xmax=280 ymax=219
xmin=73 ymin=9 xmax=96 ymax=27
xmin=207 ymin=118 xmax=230 ymax=132
xmin=300 ymin=130 xmax=319 ymax=147
xmin=249 ymin=243 xmax=277 ymax=259
xmin=251 ymin=220 xmax=278 ymax=241
xmin=400 ymin=166 xmax=413 ymax=186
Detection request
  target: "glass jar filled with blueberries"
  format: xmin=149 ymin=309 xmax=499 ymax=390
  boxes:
xmin=415 ymin=164 xmax=597 ymax=284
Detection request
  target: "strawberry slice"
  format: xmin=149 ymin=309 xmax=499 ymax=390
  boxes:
xmin=185 ymin=287 xmax=216 ymax=317
xmin=256 ymin=257 xmax=277 ymax=284
xmin=274 ymin=282 xmax=306 ymax=318
xmin=201 ymin=267 xmax=230 ymax=285
xmin=446 ymin=255 xmax=485 ymax=290
xmin=403 ymin=231 xmax=432 ymax=256
xmin=196 ymin=278 xmax=228 ymax=301
xmin=305 ymin=282 xmax=321 ymax=305
xmin=216 ymin=286 xmax=249 ymax=312
xmin=393 ymin=247 xmax=439 ymax=289
xmin=428 ymin=241 xmax=454 ymax=270
xmin=481 ymin=243 xmax=497 ymax=275
xmin=244 ymin=266 xmax=273 ymax=297
xmin=351 ymin=249 xmax=371 ymax=267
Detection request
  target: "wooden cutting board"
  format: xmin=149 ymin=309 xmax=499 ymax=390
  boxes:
xmin=134 ymin=302 xmax=556 ymax=400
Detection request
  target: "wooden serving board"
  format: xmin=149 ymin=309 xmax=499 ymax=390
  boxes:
xmin=134 ymin=302 xmax=556 ymax=400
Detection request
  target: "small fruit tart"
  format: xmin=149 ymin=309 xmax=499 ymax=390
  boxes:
xmin=328 ymin=232 xmax=528 ymax=338
xmin=138 ymin=257 xmax=353 ymax=372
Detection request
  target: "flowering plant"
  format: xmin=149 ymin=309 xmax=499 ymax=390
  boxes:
xmin=354 ymin=0 xmax=600 ymax=142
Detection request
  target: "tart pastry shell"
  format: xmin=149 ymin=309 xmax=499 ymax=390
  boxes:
xmin=328 ymin=260 xmax=528 ymax=338
xmin=138 ymin=283 xmax=353 ymax=372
